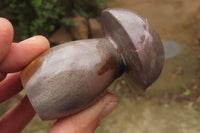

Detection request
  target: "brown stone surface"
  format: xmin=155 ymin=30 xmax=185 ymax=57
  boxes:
xmin=49 ymin=25 xmax=72 ymax=44
xmin=70 ymin=17 xmax=89 ymax=40
xmin=88 ymin=18 xmax=103 ymax=38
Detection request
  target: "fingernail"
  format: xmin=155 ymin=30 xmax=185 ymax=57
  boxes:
xmin=19 ymin=36 xmax=40 ymax=44
xmin=18 ymin=35 xmax=43 ymax=44
xmin=99 ymin=97 xmax=118 ymax=122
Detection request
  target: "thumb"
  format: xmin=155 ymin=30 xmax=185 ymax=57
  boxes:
xmin=49 ymin=93 xmax=118 ymax=133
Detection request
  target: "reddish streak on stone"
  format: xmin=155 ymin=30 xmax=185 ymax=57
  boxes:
xmin=98 ymin=56 xmax=116 ymax=75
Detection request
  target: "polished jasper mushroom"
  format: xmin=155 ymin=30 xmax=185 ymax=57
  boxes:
xmin=21 ymin=8 xmax=164 ymax=120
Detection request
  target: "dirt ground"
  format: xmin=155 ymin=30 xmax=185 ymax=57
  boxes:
xmin=96 ymin=99 xmax=200 ymax=133
xmin=1 ymin=0 xmax=200 ymax=132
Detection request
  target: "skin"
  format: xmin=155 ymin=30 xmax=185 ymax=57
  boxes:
xmin=0 ymin=17 xmax=119 ymax=133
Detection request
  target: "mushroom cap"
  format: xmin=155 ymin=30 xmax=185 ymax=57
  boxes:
xmin=101 ymin=8 xmax=164 ymax=91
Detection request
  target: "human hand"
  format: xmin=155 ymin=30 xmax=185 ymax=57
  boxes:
xmin=0 ymin=18 xmax=119 ymax=133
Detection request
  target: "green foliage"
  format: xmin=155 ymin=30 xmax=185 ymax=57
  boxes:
xmin=184 ymin=90 xmax=192 ymax=97
xmin=0 ymin=0 xmax=106 ymax=39
xmin=121 ymin=79 xmax=127 ymax=85
xmin=181 ymin=84 xmax=193 ymax=97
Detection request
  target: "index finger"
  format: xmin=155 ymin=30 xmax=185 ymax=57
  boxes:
xmin=0 ymin=18 xmax=13 ymax=62
xmin=0 ymin=18 xmax=14 ymax=80
xmin=0 ymin=36 xmax=50 ymax=73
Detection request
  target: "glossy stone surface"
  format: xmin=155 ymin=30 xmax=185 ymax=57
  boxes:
xmin=102 ymin=9 xmax=164 ymax=91
xmin=21 ymin=39 xmax=124 ymax=120
xmin=21 ymin=8 xmax=164 ymax=120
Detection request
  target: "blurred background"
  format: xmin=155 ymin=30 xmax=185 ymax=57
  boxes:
xmin=1 ymin=0 xmax=200 ymax=132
